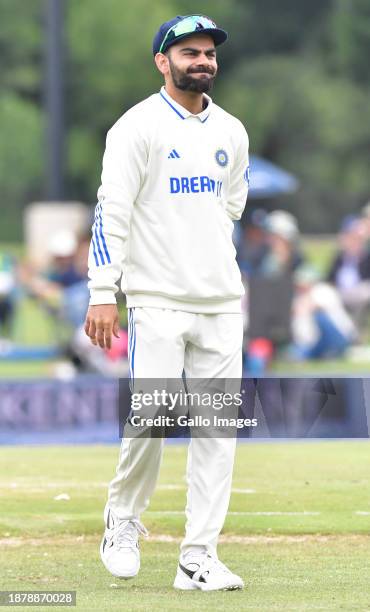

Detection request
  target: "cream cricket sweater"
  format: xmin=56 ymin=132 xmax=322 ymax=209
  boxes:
xmin=88 ymin=86 xmax=249 ymax=313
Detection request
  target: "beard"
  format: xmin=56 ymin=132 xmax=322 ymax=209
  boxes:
xmin=168 ymin=56 xmax=216 ymax=93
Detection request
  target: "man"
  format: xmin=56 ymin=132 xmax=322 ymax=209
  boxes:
xmin=84 ymin=14 xmax=249 ymax=591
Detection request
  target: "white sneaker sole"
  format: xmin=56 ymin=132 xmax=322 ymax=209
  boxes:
xmin=99 ymin=536 xmax=139 ymax=580
xmin=173 ymin=567 xmax=244 ymax=591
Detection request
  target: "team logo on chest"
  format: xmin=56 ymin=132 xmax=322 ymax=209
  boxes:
xmin=215 ymin=149 xmax=228 ymax=168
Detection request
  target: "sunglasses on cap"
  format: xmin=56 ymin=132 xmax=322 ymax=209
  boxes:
xmin=159 ymin=15 xmax=218 ymax=54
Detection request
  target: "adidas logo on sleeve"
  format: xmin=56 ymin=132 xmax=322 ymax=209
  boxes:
xmin=168 ymin=149 xmax=180 ymax=159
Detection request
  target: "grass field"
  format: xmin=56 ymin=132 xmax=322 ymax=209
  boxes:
xmin=1 ymin=441 xmax=370 ymax=610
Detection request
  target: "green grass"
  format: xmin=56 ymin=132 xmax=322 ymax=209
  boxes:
xmin=0 ymin=360 xmax=53 ymax=378
xmin=12 ymin=298 xmax=59 ymax=346
xmin=0 ymin=442 xmax=370 ymax=610
xmin=302 ymin=237 xmax=336 ymax=276
xmin=2 ymin=355 xmax=370 ymax=379
xmin=2 ymin=537 xmax=370 ymax=611
xmin=270 ymin=358 xmax=370 ymax=375
xmin=0 ymin=243 xmax=25 ymax=258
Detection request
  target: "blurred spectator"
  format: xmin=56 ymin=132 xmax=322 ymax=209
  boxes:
xmin=19 ymin=230 xmax=85 ymax=313
xmin=243 ymin=210 xmax=302 ymax=372
xmin=57 ymin=231 xmax=91 ymax=329
xmin=0 ymin=252 xmax=17 ymax=338
xmin=291 ymin=266 xmax=357 ymax=360
xmin=19 ymin=229 xmax=128 ymax=375
xmin=238 ymin=209 xmax=269 ymax=276
xmin=257 ymin=210 xmax=304 ymax=277
xmin=360 ymin=202 xmax=370 ymax=249
xmin=327 ymin=215 xmax=370 ymax=327
xmin=245 ymin=336 xmax=274 ymax=374
xmin=47 ymin=230 xmax=86 ymax=287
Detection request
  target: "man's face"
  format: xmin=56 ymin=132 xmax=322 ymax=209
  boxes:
xmin=166 ymin=34 xmax=218 ymax=93
xmin=340 ymin=223 xmax=366 ymax=256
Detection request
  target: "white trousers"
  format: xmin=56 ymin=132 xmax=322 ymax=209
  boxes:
xmin=108 ymin=307 xmax=243 ymax=556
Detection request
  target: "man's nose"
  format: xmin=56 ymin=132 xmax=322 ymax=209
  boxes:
xmin=196 ymin=53 xmax=213 ymax=64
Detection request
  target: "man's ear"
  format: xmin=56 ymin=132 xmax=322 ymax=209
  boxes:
xmin=154 ymin=52 xmax=169 ymax=76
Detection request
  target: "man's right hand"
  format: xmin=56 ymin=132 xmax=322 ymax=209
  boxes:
xmin=84 ymin=304 xmax=120 ymax=350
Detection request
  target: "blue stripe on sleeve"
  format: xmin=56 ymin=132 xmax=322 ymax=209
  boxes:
xmin=98 ymin=203 xmax=111 ymax=264
xmin=91 ymin=237 xmax=99 ymax=267
xmin=93 ymin=222 xmax=105 ymax=265
xmin=92 ymin=205 xmax=105 ymax=265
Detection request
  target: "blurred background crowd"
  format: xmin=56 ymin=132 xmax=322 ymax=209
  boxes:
xmin=2 ymin=203 xmax=370 ymax=377
xmin=2 ymin=0 xmax=370 ymax=379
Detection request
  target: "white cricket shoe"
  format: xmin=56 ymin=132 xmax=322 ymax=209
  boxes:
xmin=100 ymin=505 xmax=148 ymax=579
xmin=173 ymin=550 xmax=244 ymax=591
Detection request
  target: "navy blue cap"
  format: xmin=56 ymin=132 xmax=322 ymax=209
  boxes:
xmin=152 ymin=15 xmax=228 ymax=55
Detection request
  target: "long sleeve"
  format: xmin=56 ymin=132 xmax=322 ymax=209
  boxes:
xmin=88 ymin=118 xmax=147 ymax=305
xmin=226 ymin=123 xmax=249 ymax=221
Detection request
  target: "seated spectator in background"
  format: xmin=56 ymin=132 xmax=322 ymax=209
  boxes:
xmin=47 ymin=230 xmax=86 ymax=287
xmin=237 ymin=209 xmax=269 ymax=276
xmin=58 ymin=232 xmax=91 ymax=329
xmin=19 ymin=230 xmax=86 ymax=308
xmin=359 ymin=201 xmax=370 ymax=253
xmin=257 ymin=210 xmax=304 ymax=277
xmin=327 ymin=215 xmax=370 ymax=327
xmin=291 ymin=266 xmax=357 ymax=360
xmin=19 ymin=230 xmax=127 ymax=376
xmin=242 ymin=211 xmax=302 ymax=371
xmin=0 ymin=252 xmax=17 ymax=338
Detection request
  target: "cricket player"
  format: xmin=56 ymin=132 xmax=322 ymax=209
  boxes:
xmin=84 ymin=14 xmax=249 ymax=591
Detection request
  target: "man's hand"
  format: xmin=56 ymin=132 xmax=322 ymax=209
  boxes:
xmin=84 ymin=304 xmax=120 ymax=350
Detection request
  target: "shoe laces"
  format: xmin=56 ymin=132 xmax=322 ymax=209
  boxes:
xmin=115 ymin=519 xmax=148 ymax=551
xmin=184 ymin=552 xmax=230 ymax=577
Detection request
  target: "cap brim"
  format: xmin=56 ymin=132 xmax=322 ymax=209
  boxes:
xmin=163 ymin=28 xmax=228 ymax=53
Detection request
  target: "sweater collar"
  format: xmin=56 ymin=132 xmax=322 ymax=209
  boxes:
xmin=159 ymin=86 xmax=212 ymax=123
